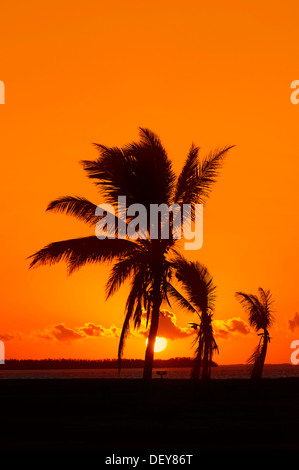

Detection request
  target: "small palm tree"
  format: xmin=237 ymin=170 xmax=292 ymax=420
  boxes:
xmin=235 ymin=288 xmax=274 ymax=379
xmin=29 ymin=128 xmax=233 ymax=380
xmin=168 ymin=258 xmax=218 ymax=379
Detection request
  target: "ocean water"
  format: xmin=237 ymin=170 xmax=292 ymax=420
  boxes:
xmin=0 ymin=364 xmax=299 ymax=379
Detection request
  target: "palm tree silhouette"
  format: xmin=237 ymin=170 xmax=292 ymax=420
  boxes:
xmin=168 ymin=258 xmax=218 ymax=379
xmin=29 ymin=128 xmax=233 ymax=380
xmin=235 ymin=288 xmax=274 ymax=379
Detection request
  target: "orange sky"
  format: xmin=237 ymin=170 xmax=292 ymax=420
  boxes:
xmin=1 ymin=0 xmax=299 ymax=364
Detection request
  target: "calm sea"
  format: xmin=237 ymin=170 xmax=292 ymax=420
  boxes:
xmin=0 ymin=364 xmax=298 ymax=379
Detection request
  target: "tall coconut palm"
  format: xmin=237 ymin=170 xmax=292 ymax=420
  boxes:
xmin=167 ymin=258 xmax=218 ymax=380
xmin=29 ymin=128 xmax=233 ymax=380
xmin=235 ymin=288 xmax=274 ymax=379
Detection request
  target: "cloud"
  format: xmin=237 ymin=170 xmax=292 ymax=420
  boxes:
xmin=158 ymin=310 xmax=194 ymax=340
xmin=213 ymin=317 xmax=252 ymax=339
xmin=79 ymin=323 xmax=120 ymax=338
xmin=0 ymin=333 xmax=14 ymax=341
xmin=50 ymin=324 xmax=85 ymax=342
xmin=37 ymin=311 xmax=192 ymax=344
xmin=137 ymin=309 xmax=194 ymax=340
xmin=289 ymin=312 xmax=299 ymax=332
xmin=134 ymin=311 xmax=251 ymax=342
xmin=0 ymin=313 xmax=252 ymax=346
xmin=38 ymin=323 xmax=120 ymax=343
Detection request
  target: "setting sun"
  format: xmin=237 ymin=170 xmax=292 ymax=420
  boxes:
xmin=146 ymin=337 xmax=167 ymax=353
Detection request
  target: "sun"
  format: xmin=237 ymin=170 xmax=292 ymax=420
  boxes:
xmin=146 ymin=336 xmax=167 ymax=353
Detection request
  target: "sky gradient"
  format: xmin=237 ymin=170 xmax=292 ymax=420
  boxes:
xmin=1 ymin=1 xmax=299 ymax=364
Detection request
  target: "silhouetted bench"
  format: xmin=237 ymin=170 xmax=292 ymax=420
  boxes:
xmin=156 ymin=371 xmax=167 ymax=379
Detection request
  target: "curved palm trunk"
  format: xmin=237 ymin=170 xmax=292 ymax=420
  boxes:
xmin=207 ymin=349 xmax=213 ymax=379
xmin=201 ymin=314 xmax=213 ymax=380
xmin=251 ymin=330 xmax=268 ymax=380
xmin=191 ymin=319 xmax=216 ymax=380
xmin=143 ymin=270 xmax=162 ymax=381
xmin=191 ymin=336 xmax=202 ymax=380
xmin=202 ymin=342 xmax=210 ymax=380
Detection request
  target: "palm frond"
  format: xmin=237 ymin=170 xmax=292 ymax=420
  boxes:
xmin=172 ymin=256 xmax=217 ymax=314
xmin=175 ymin=145 xmax=234 ymax=208
xmin=235 ymin=289 xmax=274 ymax=331
xmin=82 ymin=128 xmax=176 ymax=209
xmin=175 ymin=143 xmax=200 ymax=205
xmin=247 ymin=343 xmax=262 ymax=365
xmin=124 ymin=128 xmax=176 ymax=206
xmin=28 ymin=236 xmax=137 ymax=275
xmin=258 ymin=287 xmax=275 ymax=328
xmin=105 ymin=249 xmax=149 ymax=299
xmin=46 ymin=196 xmax=100 ymax=227
xmin=196 ymin=146 xmax=234 ymax=204
xmin=166 ymin=282 xmax=197 ymax=314
xmin=81 ymin=145 xmax=135 ymax=206
xmin=235 ymin=291 xmax=263 ymax=330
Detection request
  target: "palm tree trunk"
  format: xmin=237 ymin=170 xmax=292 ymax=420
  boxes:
xmin=202 ymin=341 xmax=210 ymax=380
xmin=208 ymin=349 xmax=212 ymax=379
xmin=251 ymin=330 xmax=268 ymax=380
xmin=191 ymin=337 xmax=202 ymax=380
xmin=202 ymin=317 xmax=211 ymax=380
xmin=256 ymin=333 xmax=268 ymax=379
xmin=143 ymin=271 xmax=162 ymax=381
